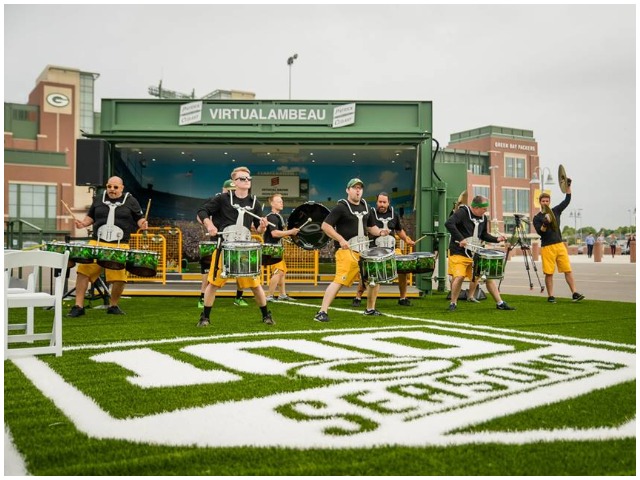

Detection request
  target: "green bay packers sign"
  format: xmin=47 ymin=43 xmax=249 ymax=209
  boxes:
xmin=179 ymin=101 xmax=356 ymax=128
xmin=11 ymin=322 xmax=634 ymax=448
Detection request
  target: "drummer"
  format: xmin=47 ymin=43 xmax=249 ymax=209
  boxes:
xmin=445 ymin=195 xmax=515 ymax=312
xmin=264 ymin=193 xmax=300 ymax=302
xmin=67 ymin=176 xmax=148 ymax=317
xmin=352 ymin=192 xmax=415 ymax=307
xmin=196 ymin=179 xmax=249 ymax=309
xmin=314 ymin=178 xmax=390 ymax=322
xmin=196 ymin=166 xmax=274 ymax=327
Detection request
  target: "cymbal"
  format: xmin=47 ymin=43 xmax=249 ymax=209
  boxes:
xmin=558 ymin=164 xmax=568 ymax=193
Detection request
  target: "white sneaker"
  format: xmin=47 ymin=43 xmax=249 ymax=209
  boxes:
xmin=278 ymin=294 xmax=294 ymax=301
xmin=266 ymin=295 xmax=276 ymax=302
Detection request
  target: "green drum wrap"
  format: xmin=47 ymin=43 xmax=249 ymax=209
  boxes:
xmin=414 ymin=252 xmax=436 ymax=274
xmin=96 ymin=247 xmax=128 ymax=270
xmin=126 ymin=250 xmax=159 ymax=277
xmin=395 ymin=254 xmax=418 ymax=274
xmin=222 ymin=241 xmax=262 ymax=277
xmin=67 ymin=243 xmax=97 ymax=264
xmin=42 ymin=241 xmax=68 ymax=254
xmin=262 ymin=243 xmax=284 ymax=266
xmin=360 ymin=247 xmax=397 ymax=285
xmin=473 ymin=249 xmax=506 ymax=280
xmin=199 ymin=241 xmax=217 ymax=265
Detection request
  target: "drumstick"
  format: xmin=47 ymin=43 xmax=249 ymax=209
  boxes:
xmin=242 ymin=208 xmax=277 ymax=227
xmin=60 ymin=200 xmax=78 ymax=221
xmin=299 ymin=218 xmax=313 ymax=229
xmin=413 ymin=234 xmax=428 ymax=245
xmin=145 ymin=199 xmax=151 ymax=220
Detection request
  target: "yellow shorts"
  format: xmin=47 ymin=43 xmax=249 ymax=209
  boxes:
xmin=76 ymin=241 xmax=129 ymax=283
xmin=448 ymin=253 xmax=473 ymax=280
xmin=207 ymin=253 xmax=261 ymax=289
xmin=541 ymin=243 xmax=572 ymax=275
xmin=333 ymin=248 xmax=361 ymax=287
xmin=269 ymin=259 xmax=287 ymax=275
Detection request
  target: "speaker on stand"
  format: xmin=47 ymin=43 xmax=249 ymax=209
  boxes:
xmin=76 ymin=139 xmax=110 ymax=187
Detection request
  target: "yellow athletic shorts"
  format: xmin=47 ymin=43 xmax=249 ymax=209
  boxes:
xmin=333 ymin=248 xmax=361 ymax=287
xmin=76 ymin=241 xmax=129 ymax=282
xmin=269 ymin=259 xmax=287 ymax=275
xmin=448 ymin=253 xmax=473 ymax=280
xmin=541 ymin=242 xmax=572 ymax=275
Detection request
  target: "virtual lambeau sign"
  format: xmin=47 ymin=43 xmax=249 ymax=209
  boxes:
xmin=12 ymin=324 xmax=635 ymax=448
xmin=179 ymin=101 xmax=356 ymax=128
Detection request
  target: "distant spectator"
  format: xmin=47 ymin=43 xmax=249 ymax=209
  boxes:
xmin=585 ymin=233 xmax=595 ymax=258
xmin=608 ymin=233 xmax=618 ymax=258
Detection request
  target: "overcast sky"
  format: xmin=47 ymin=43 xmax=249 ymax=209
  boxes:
xmin=4 ymin=4 xmax=637 ymax=231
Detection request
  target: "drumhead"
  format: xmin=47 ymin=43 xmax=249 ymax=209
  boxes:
xmin=287 ymin=202 xmax=331 ymax=250
xmin=476 ymin=248 xmax=505 ymax=258
xmin=223 ymin=241 xmax=261 ymax=250
xmin=361 ymin=247 xmax=394 ymax=259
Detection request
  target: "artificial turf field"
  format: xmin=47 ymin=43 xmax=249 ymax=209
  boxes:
xmin=4 ymin=293 xmax=636 ymax=476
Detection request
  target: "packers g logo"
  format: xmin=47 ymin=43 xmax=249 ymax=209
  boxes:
xmin=46 ymin=93 xmax=70 ymax=108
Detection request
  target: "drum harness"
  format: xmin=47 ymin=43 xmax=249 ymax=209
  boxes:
xmin=96 ymin=191 xmax=129 ymax=246
xmin=373 ymin=208 xmax=397 ymax=249
xmin=339 ymin=199 xmax=371 ymax=256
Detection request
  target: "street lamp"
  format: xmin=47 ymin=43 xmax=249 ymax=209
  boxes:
xmin=529 ymin=166 xmax=555 ymax=194
xmin=569 ymin=208 xmax=582 ymax=242
xmin=287 ymin=53 xmax=298 ymax=99
xmin=488 ymin=165 xmax=499 ymax=235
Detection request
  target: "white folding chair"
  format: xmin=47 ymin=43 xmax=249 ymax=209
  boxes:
xmin=4 ymin=250 xmax=70 ymax=358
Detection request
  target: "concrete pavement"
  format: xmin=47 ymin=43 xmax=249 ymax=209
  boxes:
xmin=496 ymin=253 xmax=636 ymax=302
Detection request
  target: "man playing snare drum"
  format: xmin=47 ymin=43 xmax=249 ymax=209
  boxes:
xmin=196 ymin=166 xmax=274 ymax=327
xmin=445 ymin=195 xmax=515 ymax=312
xmin=313 ymin=178 xmax=390 ymax=322
xmin=264 ymin=193 xmax=300 ymax=302
xmin=67 ymin=176 xmax=148 ymax=317
xmin=353 ymin=192 xmax=415 ymax=307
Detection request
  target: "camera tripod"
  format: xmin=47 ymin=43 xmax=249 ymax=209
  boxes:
xmin=501 ymin=216 xmax=544 ymax=292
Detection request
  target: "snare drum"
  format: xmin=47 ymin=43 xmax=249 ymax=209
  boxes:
xmin=67 ymin=242 xmax=97 ymax=264
xmin=395 ymin=254 xmax=418 ymax=274
xmin=414 ymin=252 xmax=436 ymax=274
xmin=473 ymin=249 xmax=506 ymax=281
xmin=199 ymin=241 xmax=218 ymax=265
xmin=222 ymin=241 xmax=262 ymax=278
xmin=262 ymin=243 xmax=284 ymax=266
xmin=126 ymin=249 xmax=159 ymax=277
xmin=360 ymin=247 xmax=397 ymax=285
xmin=95 ymin=246 xmax=128 ymax=270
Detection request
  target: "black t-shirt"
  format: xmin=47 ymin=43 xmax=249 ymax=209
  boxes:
xmin=197 ymin=191 xmax=264 ymax=236
xmin=445 ymin=205 xmax=498 ymax=256
xmin=264 ymin=212 xmax=285 ymax=244
xmin=88 ymin=192 xmax=144 ymax=243
xmin=323 ymin=199 xmax=375 ymax=249
xmin=369 ymin=207 xmax=402 ymax=234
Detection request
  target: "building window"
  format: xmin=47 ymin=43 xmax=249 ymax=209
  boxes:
xmin=80 ymin=73 xmax=95 ymax=134
xmin=9 ymin=183 xmax=57 ymax=230
xmin=472 ymin=185 xmax=489 ymax=199
xmin=502 ymin=187 xmax=529 ymax=215
xmin=505 ymin=156 xmax=526 ymax=178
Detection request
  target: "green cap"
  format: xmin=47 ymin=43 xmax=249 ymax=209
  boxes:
xmin=347 ymin=178 xmax=364 ymax=189
xmin=223 ymin=179 xmax=236 ymax=190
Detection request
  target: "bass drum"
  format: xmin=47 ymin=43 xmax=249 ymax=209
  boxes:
xmin=287 ymin=202 xmax=331 ymax=251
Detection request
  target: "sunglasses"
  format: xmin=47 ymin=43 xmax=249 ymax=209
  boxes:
xmin=106 ymin=185 xmax=121 ymax=190
xmin=235 ymin=176 xmax=252 ymax=182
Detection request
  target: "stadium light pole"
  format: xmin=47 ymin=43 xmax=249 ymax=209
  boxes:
xmin=287 ymin=53 xmax=298 ymax=99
